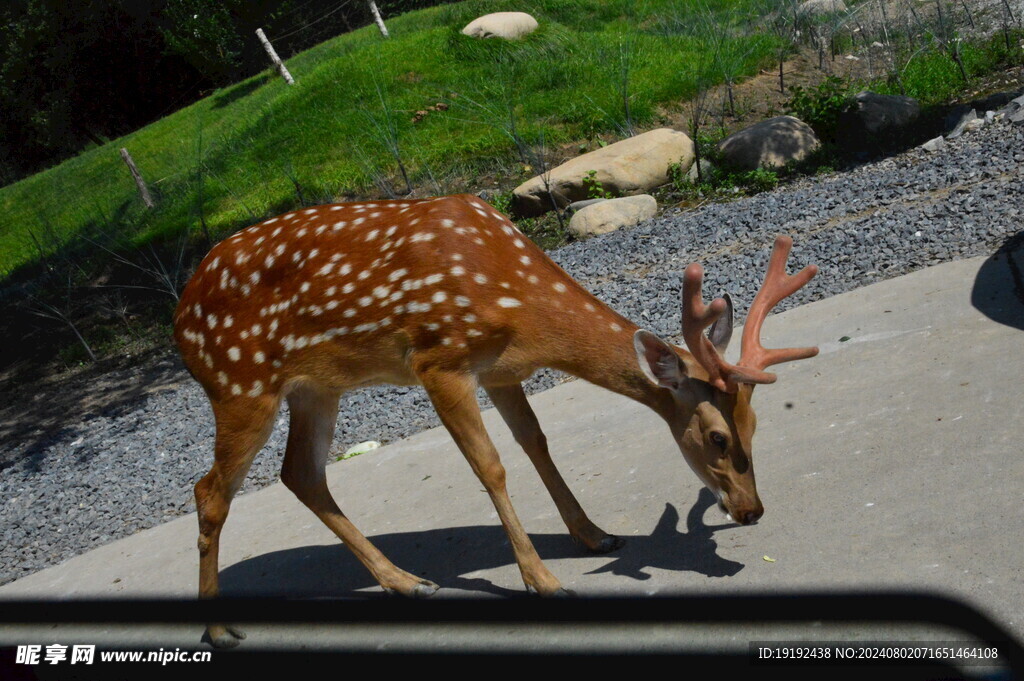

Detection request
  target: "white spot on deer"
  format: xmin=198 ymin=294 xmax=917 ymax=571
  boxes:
xmin=441 ymin=219 xmax=455 ymax=228
xmin=451 ymin=253 xmax=463 ymax=261
xmin=502 ymin=226 xmax=514 ymax=236
xmin=425 ymin=322 xmax=440 ymax=331
xmin=309 ymin=248 xmax=319 ymax=259
xmin=454 ymin=296 xmax=471 ymax=307
xmin=432 ymin=291 xmax=447 ymax=303
xmin=585 ymin=303 xmax=596 ymax=312
xmin=250 ymin=324 xmax=262 ymax=336
xmin=410 ymin=217 xmax=421 ymax=225
xmin=354 ymin=322 xmax=378 ymax=333
xmin=441 ymin=337 xmax=452 ymax=346
xmin=451 ymin=266 xmax=466 ymax=276
xmin=424 ymin=273 xmax=444 ymax=285
xmin=388 ymin=290 xmax=404 ymax=302
xmin=442 ymin=315 xmax=453 ymax=322
xmin=207 ymin=314 xmax=218 ymax=329
xmin=315 ymin=225 xmax=327 ymax=236
xmin=520 ymin=255 xmax=531 ymax=266
xmin=610 ymin=322 xmax=623 ymax=332
xmin=275 ymin=243 xmax=286 ymax=256
xmin=217 ymin=371 xmax=228 ymax=386
xmin=353 ymin=217 xmax=366 ymax=226
xmin=223 ymin=316 xmax=234 ymax=328
xmin=254 ymin=351 xmax=266 ymax=364
xmin=228 ymin=347 xmax=241 ymax=361
xmin=241 ymin=330 xmax=250 ymax=340
xmin=388 ymin=268 xmax=408 ymax=282
xmin=330 ymin=252 xmax=343 ymax=262
xmin=497 ymin=297 xmax=521 ymax=308
xmin=385 ymin=225 xmax=398 ymax=237
xmin=340 ymin=263 xmax=352 ymax=276
xmin=474 ymin=238 xmax=485 ymax=245
xmin=272 ymin=227 xmax=283 ymax=239
xmin=317 ymin=263 xmax=334 ymax=277
xmin=330 ymin=205 xmax=342 ymax=211
xmin=359 ymin=296 xmax=373 ymax=307
xmin=295 ymin=336 xmax=309 ymax=349
xmin=297 ymin=228 xmax=308 ymax=237
xmin=474 ymin=208 xmax=487 ymax=217
xmin=325 ymin=286 xmax=336 ymax=296
xmin=343 ymin=308 xmax=356 ymax=318
xmin=463 ymin=314 xmax=477 ymax=323
xmin=366 ymin=229 xmax=380 ymax=241
xmin=373 ymin=285 xmax=391 ymax=299
xmin=553 ymin=282 xmax=567 ymax=293
xmin=467 ymin=329 xmax=484 ymax=337
xmin=394 ymin=304 xmax=406 ymax=314
xmin=303 ymin=208 xmax=317 ymax=215
xmin=407 ymin=301 xmax=432 ymax=313
xmin=241 ymin=284 xmax=251 ymax=296
xmin=193 ymin=304 xmax=203 ymax=318
xmin=265 ymin=217 xmax=279 ymax=225
xmin=343 ymin=283 xmax=356 ymax=294
xmin=528 ymin=275 xmax=539 ymax=284
xmin=410 ymin=232 xmax=435 ymax=242
xmin=326 ymin=300 xmax=338 ymax=310
xmin=255 ymin=236 xmax=266 ymax=246
xmin=514 ymin=239 xmax=525 ymax=249
xmin=231 ymin=384 xmax=242 ymax=396
xmin=473 ymin=274 xmax=488 ymax=285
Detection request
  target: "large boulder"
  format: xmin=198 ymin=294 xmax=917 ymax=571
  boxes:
xmin=568 ymin=195 xmax=657 ymax=237
xmin=850 ymin=91 xmax=920 ymax=133
xmin=717 ymin=116 xmax=820 ymax=171
xmin=462 ymin=12 xmax=538 ymax=40
xmin=512 ymin=128 xmax=694 ymax=217
xmin=798 ymin=0 xmax=848 ymax=16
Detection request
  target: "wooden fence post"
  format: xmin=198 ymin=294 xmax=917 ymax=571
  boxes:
xmin=119 ymin=148 xmax=155 ymax=209
xmin=256 ymin=28 xmax=295 ymax=85
xmin=368 ymin=1 xmax=390 ymax=39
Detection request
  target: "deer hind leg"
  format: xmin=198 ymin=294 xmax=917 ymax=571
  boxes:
xmin=279 ymin=383 xmax=439 ymax=598
xmin=195 ymin=393 xmax=281 ymax=649
xmin=485 ymin=384 xmax=625 ymax=554
xmin=420 ymin=369 xmax=569 ymax=596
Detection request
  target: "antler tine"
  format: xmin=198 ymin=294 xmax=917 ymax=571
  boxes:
xmin=737 ymin=235 xmax=820 ymax=377
xmin=681 ymin=263 xmax=732 ymax=391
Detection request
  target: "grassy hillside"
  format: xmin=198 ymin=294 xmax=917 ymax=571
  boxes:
xmin=0 ymin=0 xmax=778 ymax=278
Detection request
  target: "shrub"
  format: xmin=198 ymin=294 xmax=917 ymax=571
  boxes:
xmin=785 ymin=76 xmax=855 ymax=144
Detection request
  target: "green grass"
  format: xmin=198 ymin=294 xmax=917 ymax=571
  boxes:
xmin=0 ymin=0 xmax=780 ymax=278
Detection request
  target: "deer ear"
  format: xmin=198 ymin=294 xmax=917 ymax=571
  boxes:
xmin=633 ymin=330 xmax=689 ymax=391
xmin=707 ymin=292 xmax=734 ymax=355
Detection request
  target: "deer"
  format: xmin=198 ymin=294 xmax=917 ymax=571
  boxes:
xmin=172 ymin=194 xmax=818 ymax=648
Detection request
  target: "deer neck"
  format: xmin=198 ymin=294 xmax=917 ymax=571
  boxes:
xmin=546 ymin=311 xmax=677 ymax=421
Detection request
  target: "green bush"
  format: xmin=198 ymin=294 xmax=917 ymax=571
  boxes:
xmin=785 ymin=76 xmax=855 ymax=143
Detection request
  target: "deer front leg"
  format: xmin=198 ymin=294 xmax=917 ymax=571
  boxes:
xmin=485 ymin=384 xmax=624 ymax=554
xmin=420 ymin=370 xmax=570 ymax=596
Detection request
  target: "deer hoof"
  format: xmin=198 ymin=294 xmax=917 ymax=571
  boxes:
xmin=594 ymin=535 xmax=626 ymax=554
xmin=526 ymin=585 xmax=576 ymax=598
xmin=411 ymin=580 xmax=440 ymax=598
xmin=206 ymin=624 xmax=246 ymax=649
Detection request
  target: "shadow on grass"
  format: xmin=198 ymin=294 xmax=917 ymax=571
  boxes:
xmin=218 ymin=492 xmax=744 ymax=598
xmin=971 ymin=229 xmax=1024 ymax=331
xmin=212 ymin=74 xmax=272 ymax=110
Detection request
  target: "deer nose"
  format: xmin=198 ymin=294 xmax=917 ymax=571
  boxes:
xmin=741 ymin=509 xmax=763 ymax=525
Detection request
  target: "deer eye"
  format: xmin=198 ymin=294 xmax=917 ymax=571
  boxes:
xmin=709 ymin=431 xmax=728 ymax=450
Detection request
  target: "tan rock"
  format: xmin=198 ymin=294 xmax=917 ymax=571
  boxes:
xmin=717 ymin=116 xmax=820 ymax=171
xmin=462 ymin=12 xmax=538 ymax=40
xmin=513 ymin=128 xmax=694 ymax=217
xmin=798 ymin=0 xmax=848 ymax=16
xmin=568 ymin=195 xmax=658 ymax=237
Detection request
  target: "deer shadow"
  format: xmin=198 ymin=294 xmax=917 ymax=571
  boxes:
xmin=218 ymin=489 xmax=744 ymax=598
xmin=971 ymin=229 xmax=1024 ymax=332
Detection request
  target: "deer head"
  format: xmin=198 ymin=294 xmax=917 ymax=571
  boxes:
xmin=634 ymin=236 xmax=819 ymax=525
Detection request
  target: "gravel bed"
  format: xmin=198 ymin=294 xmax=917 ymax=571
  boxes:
xmin=2 ymin=120 xmax=1022 ymax=587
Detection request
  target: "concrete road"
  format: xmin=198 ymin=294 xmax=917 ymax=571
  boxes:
xmin=1 ymin=249 xmax=1022 ymax=657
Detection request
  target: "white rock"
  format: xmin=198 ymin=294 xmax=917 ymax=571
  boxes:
xmin=462 ymin=12 xmax=538 ymax=40
xmin=513 ymin=129 xmax=693 ymax=217
xmin=568 ymin=195 xmax=657 ymax=237
xmin=921 ymin=136 xmax=945 ymax=152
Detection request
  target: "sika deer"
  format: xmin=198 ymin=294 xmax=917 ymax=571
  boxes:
xmin=173 ymin=195 xmax=818 ymax=647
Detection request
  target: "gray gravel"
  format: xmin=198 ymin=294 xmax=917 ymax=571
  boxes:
xmin=2 ymin=119 xmax=1022 ymax=588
